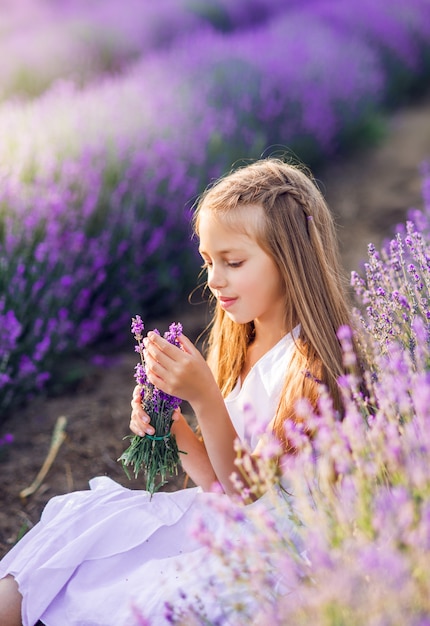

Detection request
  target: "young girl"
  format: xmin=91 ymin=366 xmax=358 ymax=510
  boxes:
xmin=0 ymin=158 xmax=355 ymax=625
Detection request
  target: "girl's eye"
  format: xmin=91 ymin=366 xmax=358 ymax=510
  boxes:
xmin=200 ymin=260 xmax=243 ymax=269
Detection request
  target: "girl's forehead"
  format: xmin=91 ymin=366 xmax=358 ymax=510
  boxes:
xmin=197 ymin=204 xmax=264 ymax=236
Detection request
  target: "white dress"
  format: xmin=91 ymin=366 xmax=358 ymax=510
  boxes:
xmin=0 ymin=331 xmax=300 ymax=626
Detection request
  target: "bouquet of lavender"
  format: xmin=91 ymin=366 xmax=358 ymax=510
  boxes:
xmin=119 ymin=315 xmax=184 ymax=494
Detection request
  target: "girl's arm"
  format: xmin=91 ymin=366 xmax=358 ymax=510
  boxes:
xmin=138 ymin=331 xmax=240 ymax=496
xmin=171 ymin=411 xmax=219 ymax=490
xmin=183 ymin=382 xmax=239 ymax=495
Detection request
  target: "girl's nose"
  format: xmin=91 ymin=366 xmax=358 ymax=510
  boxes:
xmin=207 ymin=265 xmax=227 ymax=291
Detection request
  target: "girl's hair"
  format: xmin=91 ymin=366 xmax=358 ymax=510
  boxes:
xmin=194 ymin=157 xmax=355 ymax=447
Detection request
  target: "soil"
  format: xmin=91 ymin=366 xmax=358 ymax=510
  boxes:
xmin=1 ymin=93 xmax=430 ymax=559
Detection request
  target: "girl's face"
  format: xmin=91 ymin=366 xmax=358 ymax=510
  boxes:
xmin=198 ymin=207 xmax=286 ymax=332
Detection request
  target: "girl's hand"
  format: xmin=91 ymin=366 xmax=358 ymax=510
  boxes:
xmin=129 ymin=385 xmax=180 ymax=437
xmin=142 ymin=331 xmax=218 ymax=406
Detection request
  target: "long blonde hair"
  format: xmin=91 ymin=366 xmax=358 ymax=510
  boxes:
xmin=194 ymin=158 xmax=355 ymax=448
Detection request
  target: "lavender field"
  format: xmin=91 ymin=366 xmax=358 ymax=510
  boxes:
xmin=1 ymin=1 xmax=430 ymax=623
xmin=1 ymin=0 xmax=429 ymax=417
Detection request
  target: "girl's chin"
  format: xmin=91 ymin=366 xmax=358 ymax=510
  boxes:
xmin=224 ymin=311 xmax=252 ymax=325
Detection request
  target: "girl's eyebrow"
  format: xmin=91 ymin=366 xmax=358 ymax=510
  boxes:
xmin=198 ymin=247 xmax=244 ymax=256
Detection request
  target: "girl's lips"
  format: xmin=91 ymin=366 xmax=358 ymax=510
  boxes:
xmin=218 ymin=297 xmax=237 ymax=309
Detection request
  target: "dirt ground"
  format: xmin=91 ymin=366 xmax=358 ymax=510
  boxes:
xmin=1 ymin=93 xmax=430 ymax=559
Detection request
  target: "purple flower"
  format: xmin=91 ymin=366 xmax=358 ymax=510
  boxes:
xmin=131 ymin=315 xmax=145 ymax=339
xmin=0 ymin=373 xmax=11 ymax=389
xmin=0 ymin=306 xmax=22 ymax=359
xmin=163 ymin=321 xmax=183 ymax=346
xmin=134 ymin=363 xmax=147 ymax=386
xmin=0 ymin=433 xmax=14 ymax=447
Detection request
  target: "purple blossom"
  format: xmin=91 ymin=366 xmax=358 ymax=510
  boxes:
xmin=0 ymin=373 xmax=11 ymax=389
xmin=131 ymin=315 xmax=145 ymax=339
xmin=163 ymin=322 xmax=183 ymax=346
xmin=135 ymin=321 xmax=183 ymax=413
xmin=134 ymin=363 xmax=147 ymax=386
xmin=0 ymin=305 xmax=22 ymax=359
xmin=0 ymin=433 xmax=14 ymax=447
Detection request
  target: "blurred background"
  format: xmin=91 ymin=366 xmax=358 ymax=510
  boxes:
xmin=0 ymin=0 xmax=430 ymax=549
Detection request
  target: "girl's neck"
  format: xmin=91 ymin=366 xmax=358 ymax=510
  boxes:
xmin=252 ymin=318 xmax=293 ymax=348
xmin=242 ymin=323 xmax=291 ymax=380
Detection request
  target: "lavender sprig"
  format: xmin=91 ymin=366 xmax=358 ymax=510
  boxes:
xmin=119 ymin=316 xmax=185 ymax=494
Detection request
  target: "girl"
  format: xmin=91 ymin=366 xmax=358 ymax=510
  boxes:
xmin=0 ymin=158 xmax=356 ymax=625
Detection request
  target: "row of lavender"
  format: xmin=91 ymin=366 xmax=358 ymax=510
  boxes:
xmin=1 ymin=0 xmax=428 ymax=107
xmin=1 ymin=0 xmax=430 ymax=418
xmin=0 ymin=0 xmax=292 ymax=101
xmin=134 ymin=172 xmax=430 ymax=625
